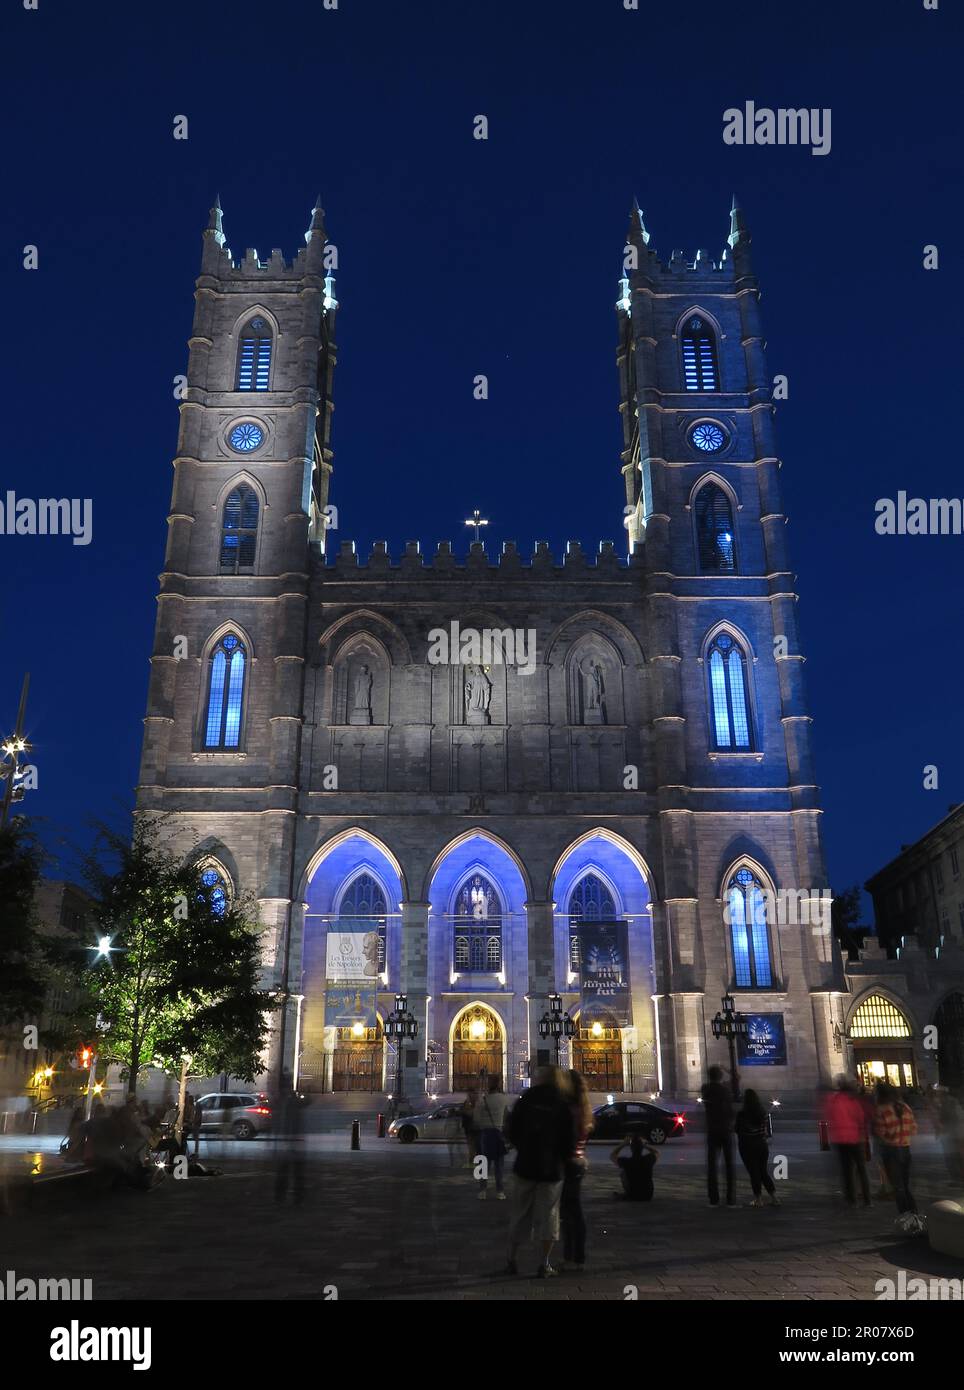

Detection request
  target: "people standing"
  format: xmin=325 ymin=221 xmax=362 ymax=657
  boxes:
xmin=823 ymin=1075 xmax=872 ymax=1207
xmin=610 ymin=1134 xmax=659 ymax=1200
xmin=504 ymin=1066 xmax=575 ymax=1279
xmin=872 ymin=1082 xmax=919 ymax=1223
xmin=461 ymin=1088 xmax=479 ymax=1169
xmin=701 ymin=1065 xmax=736 ymax=1207
xmin=473 ymin=1080 xmax=512 ymax=1199
xmin=559 ymin=1070 xmax=594 ymax=1270
xmin=934 ymin=1087 xmax=964 ymax=1186
xmin=735 ymin=1088 xmax=779 ymax=1207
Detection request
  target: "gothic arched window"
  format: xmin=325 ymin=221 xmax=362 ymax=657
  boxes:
xmin=694 ymin=482 xmax=736 ymax=574
xmin=203 ymin=633 xmax=246 ymax=749
xmin=236 ymin=316 xmax=273 ymax=391
xmin=199 ymin=864 xmax=230 ymax=917
xmin=453 ymin=873 xmax=503 ymax=972
xmin=680 ymin=315 xmax=719 ymax=391
xmin=726 ymin=866 xmax=772 ymax=987
xmin=338 ymin=871 xmax=388 ymax=973
xmin=707 ymin=631 xmax=752 ymax=750
xmin=219 ymin=484 xmax=260 ymax=573
xmin=568 ymin=872 xmax=617 ymax=972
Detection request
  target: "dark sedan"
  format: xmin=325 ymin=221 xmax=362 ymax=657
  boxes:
xmin=591 ymin=1100 xmax=687 ymax=1145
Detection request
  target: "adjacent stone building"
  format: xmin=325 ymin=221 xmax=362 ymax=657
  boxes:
xmin=135 ymin=197 xmax=842 ymax=1099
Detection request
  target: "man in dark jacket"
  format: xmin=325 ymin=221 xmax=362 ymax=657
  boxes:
xmin=504 ymin=1066 xmax=575 ymax=1278
xmin=701 ymin=1065 xmax=736 ymax=1206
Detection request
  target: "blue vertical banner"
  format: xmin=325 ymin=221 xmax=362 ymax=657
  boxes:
xmin=577 ymin=921 xmax=631 ymax=1025
xmin=737 ymin=1013 xmax=787 ymax=1066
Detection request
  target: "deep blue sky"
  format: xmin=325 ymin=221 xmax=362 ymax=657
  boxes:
xmin=2 ymin=1 xmax=961 ymax=909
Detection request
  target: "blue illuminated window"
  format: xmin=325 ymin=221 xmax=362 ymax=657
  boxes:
xmin=453 ymin=873 xmax=503 ymax=972
xmin=690 ymin=422 xmax=726 ymax=453
xmin=694 ymin=482 xmax=736 ymax=573
xmin=708 ymin=632 xmax=752 ymax=749
xmin=681 ymin=316 xmax=719 ymax=391
xmin=204 ymin=633 xmax=246 ymax=749
xmin=568 ymin=872 xmax=617 ymax=972
xmin=229 ymin=422 xmax=264 ymax=453
xmin=220 ymin=485 xmax=260 ymax=572
xmin=200 ymin=866 xmax=229 ymax=916
xmin=727 ymin=867 xmax=772 ymax=988
xmin=338 ymin=871 xmax=388 ymax=973
xmin=236 ymin=316 xmax=272 ymax=390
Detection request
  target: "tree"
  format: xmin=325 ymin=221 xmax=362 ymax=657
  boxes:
xmin=831 ymin=884 xmax=868 ymax=960
xmin=0 ymin=818 xmax=48 ymax=1025
xmin=80 ymin=819 xmax=276 ymax=1096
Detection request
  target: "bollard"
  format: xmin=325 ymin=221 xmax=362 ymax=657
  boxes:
xmin=31 ymin=1110 xmax=39 ymax=1135
xmin=376 ymin=1113 xmax=386 ymax=1138
xmin=350 ymin=1119 xmax=361 ymax=1150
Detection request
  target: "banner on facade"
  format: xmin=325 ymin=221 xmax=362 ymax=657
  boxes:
xmin=737 ymin=1013 xmax=788 ymax=1066
xmin=325 ymin=930 xmax=381 ymax=981
xmin=324 ymin=986 xmax=378 ymax=1028
xmin=577 ymin=920 xmax=631 ymax=1026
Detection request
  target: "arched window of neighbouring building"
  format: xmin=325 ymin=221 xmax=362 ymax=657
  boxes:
xmin=707 ymin=631 xmax=752 ymax=749
xmin=726 ymin=866 xmax=772 ymax=988
xmin=203 ymin=633 xmax=246 ymax=749
xmin=220 ymin=484 xmax=260 ymax=573
xmin=337 ymin=871 xmax=388 ymax=973
xmin=567 ymin=872 xmax=617 ymax=972
xmin=453 ymin=873 xmax=503 ymax=972
xmin=680 ymin=314 xmax=719 ymax=391
xmin=236 ymin=315 xmax=273 ymax=390
xmin=694 ymin=482 xmax=736 ymax=574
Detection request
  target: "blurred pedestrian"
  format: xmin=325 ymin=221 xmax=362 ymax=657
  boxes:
xmin=474 ymin=1079 xmax=511 ymax=1199
xmin=701 ymin=1065 xmax=736 ymax=1207
xmin=610 ymin=1133 xmax=658 ymax=1200
xmin=274 ymin=1080 xmax=307 ymax=1206
xmin=934 ymin=1087 xmax=964 ymax=1186
xmin=735 ymin=1088 xmax=779 ymax=1207
xmin=504 ymin=1066 xmax=574 ymax=1278
xmin=559 ymin=1070 xmax=593 ymax=1269
xmin=873 ymin=1082 xmax=919 ymax=1225
xmin=461 ymin=1088 xmax=479 ymax=1168
xmin=823 ymin=1075 xmax=871 ymax=1207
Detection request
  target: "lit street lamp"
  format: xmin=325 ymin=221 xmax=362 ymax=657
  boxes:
xmin=711 ymin=993 xmax=749 ymax=1101
xmin=538 ymin=993 xmax=576 ymax=1067
xmin=384 ymin=993 xmax=418 ymax=1119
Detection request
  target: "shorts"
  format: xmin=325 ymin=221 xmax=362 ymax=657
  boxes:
xmin=509 ymin=1176 xmax=564 ymax=1243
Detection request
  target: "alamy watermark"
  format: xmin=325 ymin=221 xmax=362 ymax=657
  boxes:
xmin=723 ymin=102 xmax=831 ymax=157
xmin=426 ymin=623 xmax=537 ymax=676
xmin=723 ymin=887 xmax=832 ymax=934
xmin=0 ymin=491 xmax=92 ymax=545
xmin=875 ymin=492 xmax=964 ymax=535
xmin=1 ymin=1270 xmax=92 ymax=1300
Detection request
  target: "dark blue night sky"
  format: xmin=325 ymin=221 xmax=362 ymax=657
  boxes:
xmin=2 ymin=0 xmax=961 ymax=907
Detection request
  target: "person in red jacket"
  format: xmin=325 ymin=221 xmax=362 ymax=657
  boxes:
xmin=823 ymin=1075 xmax=872 ymax=1207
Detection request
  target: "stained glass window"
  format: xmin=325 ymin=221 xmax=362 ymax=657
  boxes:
xmin=204 ymin=633 xmax=246 ymax=749
xmin=707 ymin=632 xmax=752 ymax=750
xmin=849 ymin=995 xmax=912 ymax=1039
xmin=200 ymin=866 xmax=228 ymax=916
xmin=220 ymin=484 xmax=260 ymax=572
xmin=229 ymin=422 xmax=264 ymax=453
xmin=681 ymin=316 xmax=719 ymax=391
xmin=694 ymin=482 xmax=735 ymax=573
xmin=338 ymin=871 xmax=387 ymax=972
xmin=727 ymin=867 xmax=772 ymax=988
xmin=236 ymin=317 xmax=272 ymax=391
xmin=453 ymin=873 xmax=503 ymax=972
xmin=568 ymin=872 xmax=617 ymax=972
xmin=690 ymin=422 xmax=726 ymax=453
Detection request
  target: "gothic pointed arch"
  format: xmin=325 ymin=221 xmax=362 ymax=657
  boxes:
xmin=563 ymin=630 xmax=625 ymax=726
xmin=330 ymin=630 xmax=391 ymax=726
xmin=700 ymin=623 xmax=755 ymax=751
xmin=198 ymin=622 xmax=255 ymax=750
xmin=233 ymin=307 xmax=278 ymax=391
xmin=317 ymin=609 xmax=412 ymax=666
xmin=720 ymin=857 xmax=776 ymax=990
xmin=544 ymin=609 xmax=645 ymax=669
xmin=675 ymin=306 xmax=722 ymax=392
xmin=300 ymin=827 xmax=408 ymax=906
xmin=217 ymin=474 xmax=264 ymax=573
xmin=194 ymin=855 xmax=234 ymax=916
xmin=689 ymin=474 xmax=739 ymax=574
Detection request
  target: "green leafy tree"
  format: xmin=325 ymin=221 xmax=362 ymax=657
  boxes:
xmin=0 ymin=819 xmax=48 ymax=1025
xmin=80 ymin=820 xmax=275 ymax=1096
xmin=831 ymin=884 xmax=867 ymax=959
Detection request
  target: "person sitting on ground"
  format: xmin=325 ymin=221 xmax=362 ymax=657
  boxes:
xmin=610 ymin=1133 xmax=658 ymax=1201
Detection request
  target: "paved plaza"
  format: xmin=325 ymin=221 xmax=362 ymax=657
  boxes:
xmin=3 ymin=1125 xmax=962 ymax=1301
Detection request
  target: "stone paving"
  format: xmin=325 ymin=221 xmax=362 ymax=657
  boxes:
xmin=3 ymin=1133 xmax=962 ymax=1301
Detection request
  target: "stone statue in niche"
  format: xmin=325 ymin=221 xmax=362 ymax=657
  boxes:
xmin=582 ymin=657 xmax=606 ymax=724
xmin=464 ymin=664 xmax=491 ymax=725
xmin=349 ymin=663 xmax=373 ymax=725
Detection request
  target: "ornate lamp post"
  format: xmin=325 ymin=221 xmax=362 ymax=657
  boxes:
xmin=384 ymin=993 xmax=418 ymax=1119
xmin=711 ymin=993 xmax=749 ymax=1101
xmin=538 ymin=993 xmax=576 ymax=1068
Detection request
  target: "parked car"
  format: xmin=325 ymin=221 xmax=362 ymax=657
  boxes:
xmin=194 ymin=1093 xmax=272 ymax=1140
xmin=388 ymin=1103 xmax=466 ymax=1144
xmin=590 ymin=1100 xmax=686 ymax=1145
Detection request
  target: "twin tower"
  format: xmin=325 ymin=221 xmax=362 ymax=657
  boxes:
xmin=135 ymin=197 xmax=839 ymax=1099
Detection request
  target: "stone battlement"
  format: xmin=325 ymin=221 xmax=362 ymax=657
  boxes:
xmin=324 ymin=538 xmax=643 ymax=575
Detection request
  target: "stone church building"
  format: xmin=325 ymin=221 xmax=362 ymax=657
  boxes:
xmin=135 ymin=196 xmax=843 ymax=1100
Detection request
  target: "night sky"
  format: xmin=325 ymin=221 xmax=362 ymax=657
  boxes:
xmin=2 ymin=0 xmax=961 ymax=910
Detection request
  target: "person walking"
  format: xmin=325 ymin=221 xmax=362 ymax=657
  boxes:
xmin=701 ymin=1065 xmax=736 ymax=1207
xmin=610 ymin=1134 xmax=659 ymax=1200
xmin=872 ymin=1082 xmax=919 ymax=1225
xmin=735 ymin=1088 xmax=779 ymax=1207
xmin=934 ymin=1087 xmax=964 ymax=1186
xmin=823 ymin=1075 xmax=872 ymax=1207
xmin=504 ymin=1066 xmax=575 ymax=1279
xmin=559 ymin=1070 xmax=594 ymax=1270
xmin=474 ymin=1080 xmax=512 ymax=1199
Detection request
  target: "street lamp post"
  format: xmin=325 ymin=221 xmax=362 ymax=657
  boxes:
xmin=0 ymin=673 xmax=32 ymax=830
xmin=384 ymin=993 xmax=418 ymax=1119
xmin=711 ymin=993 xmax=749 ymax=1101
xmin=538 ymin=993 xmax=576 ymax=1068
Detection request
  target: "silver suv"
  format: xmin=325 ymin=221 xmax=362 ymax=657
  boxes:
xmin=195 ymin=1092 xmax=272 ymax=1140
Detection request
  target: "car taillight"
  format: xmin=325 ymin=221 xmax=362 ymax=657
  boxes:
xmin=674 ymin=1114 xmax=686 ymax=1127
xmin=252 ymin=1107 xmax=270 ymax=1115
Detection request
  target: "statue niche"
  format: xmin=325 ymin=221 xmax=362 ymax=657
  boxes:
xmin=332 ymin=639 xmax=388 ymax=726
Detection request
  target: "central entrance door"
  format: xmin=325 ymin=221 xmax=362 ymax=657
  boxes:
xmin=452 ymin=1004 xmax=503 ymax=1093
xmin=331 ymin=1024 xmax=384 ymax=1092
xmin=573 ymin=1024 xmax=624 ymax=1091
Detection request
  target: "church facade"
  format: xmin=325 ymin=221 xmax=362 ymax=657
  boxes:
xmin=135 ymin=197 xmax=843 ymax=1100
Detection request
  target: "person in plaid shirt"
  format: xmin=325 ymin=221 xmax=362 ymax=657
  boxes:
xmin=872 ymin=1083 xmax=918 ymax=1218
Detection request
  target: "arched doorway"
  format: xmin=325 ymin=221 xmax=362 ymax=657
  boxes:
xmin=452 ymin=1004 xmax=504 ymax=1093
xmin=573 ymin=1011 xmax=624 ymax=1092
xmin=332 ymin=1017 xmax=385 ymax=1092
xmin=934 ymin=993 xmax=964 ymax=1091
xmin=849 ymin=993 xmax=917 ymax=1091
